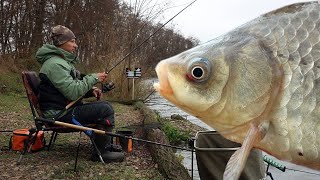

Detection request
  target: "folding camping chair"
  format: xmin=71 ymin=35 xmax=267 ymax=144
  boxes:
xmin=20 ymin=71 xmax=105 ymax=170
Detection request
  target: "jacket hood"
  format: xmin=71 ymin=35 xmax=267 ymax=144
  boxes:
xmin=35 ymin=44 xmax=78 ymax=64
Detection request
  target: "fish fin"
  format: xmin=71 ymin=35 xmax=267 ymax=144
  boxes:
xmin=223 ymin=124 xmax=260 ymax=180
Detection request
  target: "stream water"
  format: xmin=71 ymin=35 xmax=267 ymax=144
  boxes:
xmin=143 ymin=80 xmax=320 ymax=180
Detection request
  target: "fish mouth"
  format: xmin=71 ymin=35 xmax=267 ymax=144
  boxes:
xmin=154 ymin=61 xmax=178 ymax=104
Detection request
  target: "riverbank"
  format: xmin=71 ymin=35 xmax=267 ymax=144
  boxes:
xmin=0 ymin=92 xmax=202 ymax=179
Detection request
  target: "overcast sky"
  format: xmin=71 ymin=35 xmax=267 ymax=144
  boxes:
xmin=161 ymin=0 xmax=314 ymax=43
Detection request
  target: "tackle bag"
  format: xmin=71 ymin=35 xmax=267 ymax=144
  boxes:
xmin=9 ymin=128 xmax=45 ymax=152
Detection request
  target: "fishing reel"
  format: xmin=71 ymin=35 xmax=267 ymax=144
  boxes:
xmin=102 ymin=81 xmax=115 ymax=93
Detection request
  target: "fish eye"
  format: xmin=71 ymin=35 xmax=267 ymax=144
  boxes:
xmin=187 ymin=57 xmax=211 ymax=82
xmin=191 ymin=66 xmax=204 ymax=79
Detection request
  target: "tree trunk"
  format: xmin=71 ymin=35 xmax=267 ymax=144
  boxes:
xmin=31 ymin=0 xmax=46 ymax=50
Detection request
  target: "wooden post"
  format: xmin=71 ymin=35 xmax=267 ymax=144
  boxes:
xmin=132 ymin=78 xmax=135 ymax=100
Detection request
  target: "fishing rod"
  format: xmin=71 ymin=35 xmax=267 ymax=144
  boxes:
xmin=61 ymin=0 xmax=198 ymax=112
xmin=36 ymin=117 xmax=192 ymax=151
xmin=263 ymin=155 xmax=320 ymax=179
xmin=143 ymin=80 xmax=157 ymax=102
xmin=143 ymin=88 xmax=156 ymax=103
xmin=106 ymin=2 xmax=199 ymax=99
xmin=106 ymin=0 xmax=197 ymax=73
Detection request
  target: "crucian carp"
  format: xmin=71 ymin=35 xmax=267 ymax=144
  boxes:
xmin=154 ymin=2 xmax=320 ymax=179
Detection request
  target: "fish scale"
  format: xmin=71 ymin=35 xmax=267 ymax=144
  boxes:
xmin=256 ymin=3 xmax=320 ymax=165
xmin=154 ymin=2 xmax=320 ymax=179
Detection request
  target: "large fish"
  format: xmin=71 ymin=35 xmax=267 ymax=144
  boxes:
xmin=154 ymin=2 xmax=320 ymax=179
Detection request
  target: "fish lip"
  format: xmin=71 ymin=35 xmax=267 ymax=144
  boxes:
xmin=154 ymin=61 xmax=176 ymax=101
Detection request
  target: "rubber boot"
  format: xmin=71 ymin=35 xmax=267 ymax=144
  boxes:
xmin=91 ymin=134 xmax=125 ymax=163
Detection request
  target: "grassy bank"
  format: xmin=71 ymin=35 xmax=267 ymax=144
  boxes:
xmin=0 ymin=93 xmax=164 ymax=179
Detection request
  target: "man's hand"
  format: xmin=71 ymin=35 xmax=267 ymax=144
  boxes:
xmin=97 ymin=72 xmax=107 ymax=82
xmin=102 ymin=81 xmax=115 ymax=92
xmin=92 ymin=87 xmax=102 ymax=99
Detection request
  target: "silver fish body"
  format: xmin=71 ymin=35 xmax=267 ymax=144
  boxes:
xmin=246 ymin=2 xmax=320 ymax=168
xmin=154 ymin=2 xmax=320 ymax=175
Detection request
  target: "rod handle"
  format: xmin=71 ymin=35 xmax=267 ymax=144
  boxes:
xmin=263 ymin=155 xmax=286 ymax=172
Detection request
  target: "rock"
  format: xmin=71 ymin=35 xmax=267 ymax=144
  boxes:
xmin=170 ymin=114 xmax=185 ymax=120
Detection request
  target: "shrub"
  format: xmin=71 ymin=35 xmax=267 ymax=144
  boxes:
xmin=162 ymin=122 xmax=191 ymax=145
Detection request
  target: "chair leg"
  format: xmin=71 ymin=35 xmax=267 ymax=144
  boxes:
xmin=47 ymin=131 xmax=55 ymax=150
xmin=17 ymin=130 xmax=39 ymax=164
xmin=52 ymin=132 xmax=58 ymax=145
xmin=74 ymin=132 xmax=82 ymax=172
xmin=89 ymin=135 xmax=105 ymax=164
xmin=47 ymin=131 xmax=58 ymax=151
xmin=17 ymin=144 xmax=32 ymax=165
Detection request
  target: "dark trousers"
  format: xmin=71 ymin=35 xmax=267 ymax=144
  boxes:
xmin=59 ymin=101 xmax=115 ymax=128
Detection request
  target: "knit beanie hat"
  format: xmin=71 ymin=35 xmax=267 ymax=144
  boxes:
xmin=51 ymin=25 xmax=76 ymax=46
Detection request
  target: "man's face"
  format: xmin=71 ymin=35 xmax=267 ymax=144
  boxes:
xmin=60 ymin=39 xmax=78 ymax=53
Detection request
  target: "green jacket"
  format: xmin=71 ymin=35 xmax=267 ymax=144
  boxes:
xmin=35 ymin=44 xmax=99 ymax=116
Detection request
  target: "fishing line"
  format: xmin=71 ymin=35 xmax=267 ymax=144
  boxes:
xmin=106 ymin=0 xmax=198 ymax=73
xmin=285 ymin=167 xmax=320 ymax=176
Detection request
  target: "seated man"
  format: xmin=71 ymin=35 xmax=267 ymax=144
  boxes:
xmin=35 ymin=25 xmax=124 ymax=162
